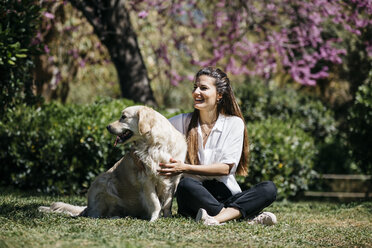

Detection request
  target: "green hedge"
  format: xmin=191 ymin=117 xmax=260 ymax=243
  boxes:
xmin=347 ymin=70 xmax=372 ymax=175
xmin=237 ymin=82 xmax=336 ymax=142
xmin=235 ymin=81 xmax=363 ymax=175
xmin=239 ymin=117 xmax=316 ymax=199
xmin=1 ymin=97 xmax=317 ymax=198
xmin=0 ymin=0 xmax=42 ymax=114
xmin=0 ymin=98 xmax=135 ymax=194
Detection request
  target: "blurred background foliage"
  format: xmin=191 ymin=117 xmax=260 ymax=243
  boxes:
xmin=0 ymin=99 xmax=132 ymax=194
xmin=0 ymin=0 xmax=371 ymax=199
xmin=0 ymin=0 xmax=42 ymax=114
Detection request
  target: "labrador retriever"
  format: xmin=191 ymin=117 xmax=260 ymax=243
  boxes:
xmin=39 ymin=106 xmax=187 ymax=221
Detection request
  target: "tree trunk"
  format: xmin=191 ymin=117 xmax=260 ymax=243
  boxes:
xmin=69 ymin=0 xmax=157 ymax=106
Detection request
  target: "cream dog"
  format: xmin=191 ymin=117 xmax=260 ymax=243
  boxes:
xmin=39 ymin=106 xmax=187 ymax=221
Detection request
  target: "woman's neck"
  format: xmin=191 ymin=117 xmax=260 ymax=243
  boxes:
xmin=199 ymin=109 xmax=219 ymax=125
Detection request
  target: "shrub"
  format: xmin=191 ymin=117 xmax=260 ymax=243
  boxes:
xmin=313 ymin=133 xmax=360 ymax=174
xmin=235 ymin=81 xmax=353 ymax=176
xmin=0 ymin=98 xmax=135 ymax=194
xmin=237 ymin=82 xmax=336 ymax=142
xmin=0 ymin=94 xmax=318 ymax=199
xmin=239 ymin=117 xmax=317 ymax=199
xmin=347 ymin=70 xmax=372 ymax=175
xmin=0 ymin=0 xmax=42 ymax=114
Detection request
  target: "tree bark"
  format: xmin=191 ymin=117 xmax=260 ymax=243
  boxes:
xmin=69 ymin=0 xmax=157 ymax=106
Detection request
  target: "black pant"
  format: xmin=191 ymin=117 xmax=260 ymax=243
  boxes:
xmin=176 ymin=177 xmax=277 ymax=219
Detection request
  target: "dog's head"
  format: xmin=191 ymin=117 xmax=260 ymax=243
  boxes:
xmin=106 ymin=106 xmax=164 ymax=146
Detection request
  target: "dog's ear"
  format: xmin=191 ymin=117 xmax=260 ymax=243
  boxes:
xmin=138 ymin=106 xmax=156 ymax=135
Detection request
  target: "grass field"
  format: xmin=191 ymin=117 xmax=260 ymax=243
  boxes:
xmin=0 ymin=188 xmax=371 ymax=248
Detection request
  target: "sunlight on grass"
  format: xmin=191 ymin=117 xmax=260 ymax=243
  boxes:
xmin=0 ymin=188 xmax=371 ymax=247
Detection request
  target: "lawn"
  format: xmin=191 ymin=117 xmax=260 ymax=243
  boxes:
xmin=0 ymin=188 xmax=371 ymax=248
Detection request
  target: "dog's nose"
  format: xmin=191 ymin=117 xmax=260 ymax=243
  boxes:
xmin=106 ymin=125 xmax=111 ymax=131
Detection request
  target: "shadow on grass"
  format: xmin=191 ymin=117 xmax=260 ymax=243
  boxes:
xmin=0 ymin=187 xmax=85 ymax=222
xmin=0 ymin=186 xmax=62 ymax=198
xmin=0 ymin=202 xmax=50 ymax=221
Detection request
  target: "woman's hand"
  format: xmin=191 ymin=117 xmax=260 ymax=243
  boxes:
xmin=158 ymin=158 xmax=187 ymax=176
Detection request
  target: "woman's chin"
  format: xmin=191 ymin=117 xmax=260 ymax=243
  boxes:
xmin=194 ymin=104 xmax=217 ymax=113
xmin=194 ymin=103 xmax=205 ymax=110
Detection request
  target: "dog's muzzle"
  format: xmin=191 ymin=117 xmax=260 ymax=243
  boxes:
xmin=107 ymin=125 xmax=134 ymax=146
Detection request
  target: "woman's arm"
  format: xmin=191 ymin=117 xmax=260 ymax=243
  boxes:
xmin=158 ymin=158 xmax=233 ymax=176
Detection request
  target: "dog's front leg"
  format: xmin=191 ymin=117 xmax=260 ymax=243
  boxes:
xmin=143 ymin=182 xmax=162 ymax=221
xmin=161 ymin=193 xmax=173 ymax=218
xmin=159 ymin=183 xmax=175 ymax=218
xmin=161 ymin=176 xmax=181 ymax=218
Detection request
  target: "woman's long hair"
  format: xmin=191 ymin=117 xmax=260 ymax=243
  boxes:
xmin=186 ymin=67 xmax=249 ymax=176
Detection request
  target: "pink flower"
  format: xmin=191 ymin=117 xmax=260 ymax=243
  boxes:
xmin=44 ymin=45 xmax=50 ymax=54
xmin=68 ymin=49 xmax=79 ymax=59
xmin=79 ymin=59 xmax=86 ymax=68
xmin=43 ymin=12 xmax=55 ymax=19
xmin=138 ymin=10 xmax=148 ymax=19
xmin=187 ymin=75 xmax=194 ymax=81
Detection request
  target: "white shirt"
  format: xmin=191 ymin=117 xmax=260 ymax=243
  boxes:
xmin=169 ymin=113 xmax=244 ymax=195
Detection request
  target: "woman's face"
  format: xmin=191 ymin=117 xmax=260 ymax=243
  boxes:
xmin=192 ymin=75 xmax=222 ymax=112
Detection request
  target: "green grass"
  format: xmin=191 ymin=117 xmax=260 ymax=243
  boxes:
xmin=0 ymin=188 xmax=371 ymax=248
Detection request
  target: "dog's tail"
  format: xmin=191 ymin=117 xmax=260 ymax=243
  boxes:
xmin=38 ymin=202 xmax=87 ymax=217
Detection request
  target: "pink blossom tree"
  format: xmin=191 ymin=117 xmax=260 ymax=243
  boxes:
xmin=35 ymin=0 xmax=372 ymax=104
xmin=34 ymin=0 xmax=157 ymax=105
xmin=128 ymin=0 xmax=371 ymax=88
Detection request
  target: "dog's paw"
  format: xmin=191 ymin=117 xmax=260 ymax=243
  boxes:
xmin=149 ymin=214 xmax=160 ymax=222
xmin=38 ymin=206 xmax=51 ymax=213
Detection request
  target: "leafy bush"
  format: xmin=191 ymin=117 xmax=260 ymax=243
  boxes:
xmin=0 ymin=91 xmax=319 ymax=199
xmin=0 ymin=0 xmax=42 ymax=114
xmin=0 ymin=98 xmax=135 ymax=194
xmin=235 ymin=81 xmax=353 ymax=177
xmin=237 ymin=82 xmax=336 ymax=142
xmin=313 ymin=133 xmax=360 ymax=174
xmin=239 ymin=117 xmax=317 ymax=199
xmin=347 ymin=70 xmax=372 ymax=175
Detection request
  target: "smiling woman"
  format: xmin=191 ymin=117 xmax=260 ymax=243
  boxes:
xmin=192 ymin=75 xmax=222 ymax=147
xmin=193 ymin=75 xmax=222 ymax=113
xmin=158 ymin=67 xmax=277 ymax=226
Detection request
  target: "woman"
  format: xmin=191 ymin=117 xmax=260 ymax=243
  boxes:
xmin=158 ymin=67 xmax=277 ymax=225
